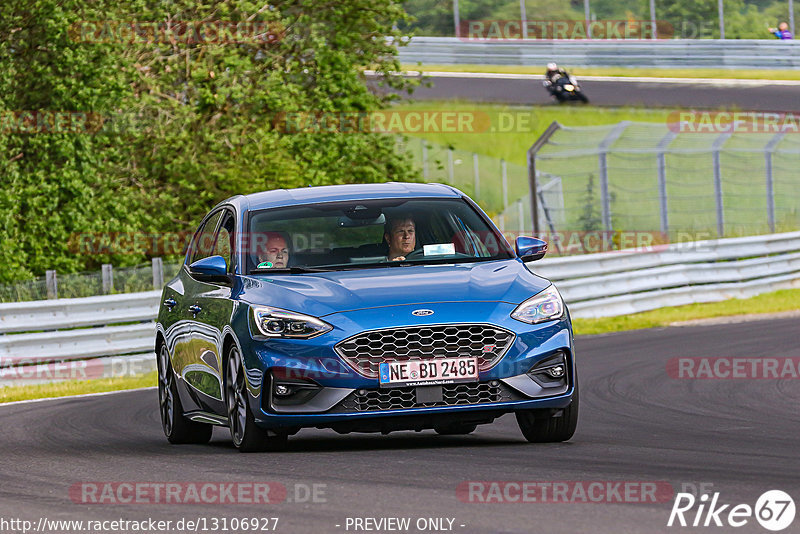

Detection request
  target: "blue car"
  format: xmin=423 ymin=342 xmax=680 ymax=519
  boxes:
xmin=155 ymin=183 xmax=577 ymax=452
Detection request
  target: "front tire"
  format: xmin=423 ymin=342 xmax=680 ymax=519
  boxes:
xmin=157 ymin=342 xmax=213 ymax=444
xmin=225 ymin=345 xmax=288 ymax=453
xmin=515 ymin=378 xmax=579 ymax=443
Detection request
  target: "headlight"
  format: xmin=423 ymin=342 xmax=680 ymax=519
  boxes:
xmin=250 ymin=306 xmax=332 ymax=339
xmin=511 ymin=285 xmax=564 ymax=324
xmin=564 ymin=84 xmax=575 ymax=91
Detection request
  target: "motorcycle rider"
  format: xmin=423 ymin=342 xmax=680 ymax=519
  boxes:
xmin=543 ymin=62 xmax=569 ymax=89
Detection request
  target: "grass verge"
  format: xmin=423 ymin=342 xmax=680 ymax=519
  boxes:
xmin=395 ymin=100 xmax=672 ymax=165
xmin=0 ymin=371 xmax=157 ymax=404
xmin=572 ymin=288 xmax=800 ymax=335
xmin=402 ymin=64 xmax=800 ymax=81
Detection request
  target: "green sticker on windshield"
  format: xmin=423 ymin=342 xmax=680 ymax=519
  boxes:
xmin=257 ymin=261 xmax=274 ymax=269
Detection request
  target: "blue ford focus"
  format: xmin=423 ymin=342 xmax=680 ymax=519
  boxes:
xmin=155 ymin=183 xmax=577 ymax=452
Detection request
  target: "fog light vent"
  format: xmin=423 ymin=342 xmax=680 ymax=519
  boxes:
xmin=527 ymin=351 xmax=569 ymax=387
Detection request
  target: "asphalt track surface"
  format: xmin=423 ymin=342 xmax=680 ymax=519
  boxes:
xmin=401 ymin=74 xmax=800 ymax=111
xmin=2 ymin=318 xmax=799 ymax=534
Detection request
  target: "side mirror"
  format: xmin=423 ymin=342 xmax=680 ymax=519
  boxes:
xmin=188 ymin=255 xmax=231 ymax=284
xmin=516 ymin=237 xmax=548 ymax=262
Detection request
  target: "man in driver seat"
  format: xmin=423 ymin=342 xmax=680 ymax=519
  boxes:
xmin=384 ymin=216 xmax=416 ymax=261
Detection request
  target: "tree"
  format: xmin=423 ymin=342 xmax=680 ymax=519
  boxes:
xmin=0 ymin=0 xmax=421 ymax=283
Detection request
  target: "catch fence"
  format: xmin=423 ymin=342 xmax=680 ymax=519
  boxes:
xmin=528 ymin=121 xmax=800 ymax=247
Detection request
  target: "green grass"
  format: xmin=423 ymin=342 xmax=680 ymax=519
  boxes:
xmin=394 ymin=100 xmax=672 ymax=165
xmin=572 ymin=288 xmax=800 ymax=335
xmin=0 ymin=371 xmax=157 ymax=404
xmin=402 ymin=64 xmax=800 ymax=81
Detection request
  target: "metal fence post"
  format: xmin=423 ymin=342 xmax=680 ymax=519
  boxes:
xmin=764 ymin=132 xmax=785 ymax=233
xmin=473 ymin=153 xmax=480 ymax=199
xmin=597 ymin=121 xmax=630 ymax=233
xmin=45 ymin=270 xmax=58 ymax=300
xmin=102 ymin=264 xmax=114 ymax=294
xmin=520 ymin=0 xmax=528 ymax=39
xmin=422 ymin=141 xmax=429 ymax=179
xmin=584 ymin=0 xmax=592 ymax=38
xmin=517 ymin=199 xmax=525 ymax=233
xmin=453 ymin=0 xmax=460 ymax=38
xmin=712 ymin=133 xmax=731 ymax=237
xmin=657 ymin=131 xmax=677 ymax=236
xmin=649 ymin=0 xmax=657 ymax=38
xmin=447 ymin=148 xmax=454 ymax=182
xmin=527 ymin=121 xmax=562 ymax=235
xmin=501 ymin=159 xmax=508 ymax=211
xmin=152 ymin=257 xmax=164 ymax=290
xmin=718 ymin=0 xmax=725 ymax=38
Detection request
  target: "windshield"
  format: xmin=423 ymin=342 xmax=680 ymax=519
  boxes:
xmin=245 ymin=198 xmax=513 ymax=273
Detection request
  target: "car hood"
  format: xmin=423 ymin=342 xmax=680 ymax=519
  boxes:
xmin=239 ymin=259 xmax=551 ymax=317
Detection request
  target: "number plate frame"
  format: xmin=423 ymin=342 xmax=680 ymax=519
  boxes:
xmin=378 ymin=357 xmax=479 ymax=388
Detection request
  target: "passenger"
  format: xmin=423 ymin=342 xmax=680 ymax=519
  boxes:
xmin=384 ymin=216 xmax=416 ymax=261
xmin=257 ymin=231 xmax=290 ymax=268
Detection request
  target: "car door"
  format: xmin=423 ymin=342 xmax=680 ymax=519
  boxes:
xmin=184 ymin=208 xmax=237 ymax=415
xmin=175 ymin=209 xmax=225 ymax=413
xmin=162 ymin=212 xmax=219 ymax=414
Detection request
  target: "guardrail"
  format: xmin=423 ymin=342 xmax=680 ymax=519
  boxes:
xmin=398 ymin=37 xmax=800 ymax=69
xmin=1 ymin=231 xmax=799 ymax=385
xmin=533 ymin=231 xmax=800 ymax=317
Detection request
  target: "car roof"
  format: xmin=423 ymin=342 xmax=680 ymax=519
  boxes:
xmin=221 ymin=182 xmax=465 ymax=212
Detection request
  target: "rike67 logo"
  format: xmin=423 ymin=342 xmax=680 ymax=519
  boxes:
xmin=668 ymin=490 xmax=795 ymax=531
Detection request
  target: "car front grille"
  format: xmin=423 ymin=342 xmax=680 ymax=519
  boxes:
xmin=333 ymin=381 xmax=521 ymax=413
xmin=334 ymin=324 xmax=515 ymax=378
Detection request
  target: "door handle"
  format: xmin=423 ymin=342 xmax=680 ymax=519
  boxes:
xmin=188 ymin=305 xmax=202 ymax=316
xmin=163 ymin=298 xmax=177 ymax=311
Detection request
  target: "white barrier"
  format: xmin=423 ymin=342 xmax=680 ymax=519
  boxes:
xmin=398 ymin=37 xmax=800 ymax=69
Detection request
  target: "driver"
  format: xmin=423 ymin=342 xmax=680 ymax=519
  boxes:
xmin=543 ymin=62 xmax=569 ymax=88
xmin=384 ymin=216 xmax=416 ymax=261
xmin=256 ymin=231 xmax=290 ymax=268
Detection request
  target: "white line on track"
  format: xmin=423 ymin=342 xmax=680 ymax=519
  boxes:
xmin=366 ymin=69 xmax=800 ymax=87
xmin=0 ymin=386 xmax=156 ymax=408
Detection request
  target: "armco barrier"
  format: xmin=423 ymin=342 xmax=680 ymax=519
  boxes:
xmin=1 ymin=231 xmax=798 ymax=384
xmin=531 ymin=231 xmax=800 ymax=318
xmin=397 ymin=37 xmax=800 ymax=69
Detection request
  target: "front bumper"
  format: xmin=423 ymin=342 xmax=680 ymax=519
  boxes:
xmin=238 ymin=301 xmax=575 ymax=430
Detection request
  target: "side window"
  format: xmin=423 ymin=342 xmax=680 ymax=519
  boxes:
xmin=213 ymin=210 xmax=236 ymax=273
xmin=189 ymin=210 xmax=223 ymax=264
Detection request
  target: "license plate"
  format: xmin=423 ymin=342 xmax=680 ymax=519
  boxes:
xmin=379 ymin=357 xmax=478 ymax=388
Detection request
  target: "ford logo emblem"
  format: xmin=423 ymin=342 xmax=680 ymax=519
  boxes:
xmin=412 ymin=309 xmax=434 ymax=317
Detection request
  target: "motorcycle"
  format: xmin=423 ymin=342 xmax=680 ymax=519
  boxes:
xmin=544 ymin=74 xmax=589 ymax=103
